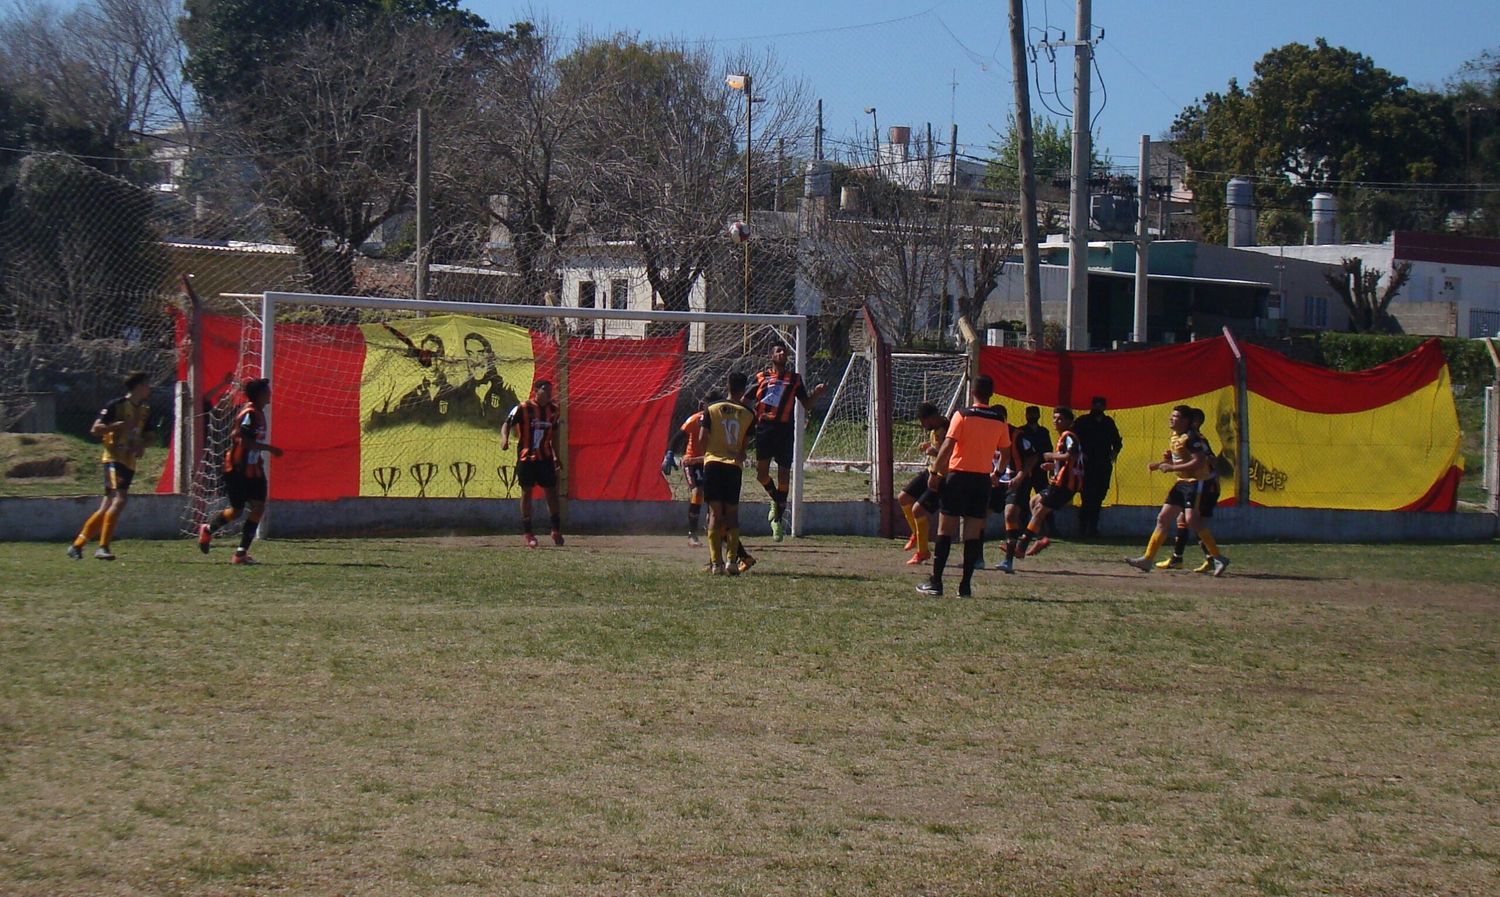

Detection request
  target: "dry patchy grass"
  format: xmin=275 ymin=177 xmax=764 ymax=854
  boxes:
xmin=0 ymin=534 xmax=1496 ymax=896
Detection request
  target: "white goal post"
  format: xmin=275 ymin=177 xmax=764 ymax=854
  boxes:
xmin=240 ymin=291 xmax=813 ymax=535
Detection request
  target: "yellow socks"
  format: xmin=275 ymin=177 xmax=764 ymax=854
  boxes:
xmin=728 ymin=527 xmax=741 ymax=562
xmin=708 ymin=530 xmax=724 ymax=565
xmin=901 ymin=504 xmax=919 ymax=538
xmin=99 ymin=509 xmax=121 ymax=550
xmin=74 ymin=510 xmax=105 ymax=548
xmin=1144 ymin=529 xmax=1166 ymax=561
xmin=914 ymin=513 xmax=931 ymax=553
xmin=1198 ymin=527 xmax=1220 ymax=556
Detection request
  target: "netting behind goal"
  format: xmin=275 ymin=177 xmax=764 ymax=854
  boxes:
xmin=807 ymin=351 xmax=968 ymax=490
xmin=180 ymin=293 xmax=810 ymax=533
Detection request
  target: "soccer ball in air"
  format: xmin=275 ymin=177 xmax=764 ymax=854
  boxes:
xmin=727 ymin=220 xmax=750 ymax=244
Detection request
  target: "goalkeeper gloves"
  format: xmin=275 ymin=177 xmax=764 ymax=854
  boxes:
xmin=661 ymin=451 xmax=678 ymax=476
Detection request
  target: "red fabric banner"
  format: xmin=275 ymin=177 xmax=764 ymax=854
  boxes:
xmin=979 ymin=337 xmax=1236 ymax=409
xmin=1241 ymin=339 xmax=1446 ymax=413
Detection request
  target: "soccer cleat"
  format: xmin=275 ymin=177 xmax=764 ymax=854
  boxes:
xmin=994 ymin=558 xmax=1014 ymax=574
xmin=903 ymin=533 xmax=918 ymax=551
xmin=914 ymin=580 xmax=943 ymax=597
xmin=770 ymin=517 xmax=784 ymax=542
xmin=905 ymin=550 xmax=931 ymax=566
xmin=198 ymin=523 xmax=213 ymax=554
xmin=1024 ymin=537 xmax=1051 ymax=557
xmin=1211 ymin=556 xmax=1230 ymax=578
xmin=524 ymin=534 xmax=539 ymax=549
xmin=94 ymin=548 xmax=115 ymax=561
xmin=231 ymin=553 xmax=258 ymax=565
xmin=1124 ymin=555 xmax=1153 ymax=572
xmin=1193 ymin=558 xmax=1215 ymax=574
xmin=723 ymin=562 xmax=740 ymax=576
xmin=957 ymin=584 xmax=973 ymax=598
xmin=736 ymin=554 xmax=757 ymax=574
xmin=1156 ymin=555 xmax=1183 ymax=570
xmin=707 ymin=562 xmax=725 ymax=576
xmin=67 ymin=544 xmax=83 ymax=560
xmin=687 ymin=533 xmax=702 ymax=547
xmin=551 ymin=530 xmax=565 ymax=547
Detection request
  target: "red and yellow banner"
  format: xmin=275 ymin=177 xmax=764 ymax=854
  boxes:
xmin=161 ymin=312 xmax=683 ymax=502
xmin=1241 ymin=339 xmax=1462 ymax=512
xmin=979 ymin=338 xmax=1240 ymax=508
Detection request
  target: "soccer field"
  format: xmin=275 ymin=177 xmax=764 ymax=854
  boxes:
xmin=2 ymin=535 xmax=1496 ymax=896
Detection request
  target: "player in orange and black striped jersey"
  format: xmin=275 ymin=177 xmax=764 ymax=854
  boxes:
xmin=1012 ymin=407 xmax=1084 ymax=560
xmin=750 ymin=342 xmax=826 ymax=541
xmin=197 ymin=378 xmax=284 ymax=565
xmin=664 ymin=393 xmax=716 ymax=547
xmin=68 ymin=371 xmax=153 ymax=561
xmin=503 ymin=378 xmax=563 ymax=548
xmin=992 ymin=416 xmax=1044 ymax=573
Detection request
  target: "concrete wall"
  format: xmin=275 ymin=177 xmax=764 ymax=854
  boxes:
xmin=4 ymin=496 xmax=1494 ymax=545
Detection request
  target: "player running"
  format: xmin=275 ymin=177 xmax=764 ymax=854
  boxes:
xmin=898 ymin=402 xmax=949 ymax=566
xmin=197 ymin=378 xmax=284 ymax=565
xmin=1154 ymin=407 xmax=1230 ymax=574
xmin=701 ymin=372 xmax=756 ymax=575
xmin=1012 ymin=407 xmax=1084 ymax=559
xmin=68 ymin=371 xmax=153 ymax=561
xmin=502 ymin=379 xmax=563 ymax=548
xmin=751 ymin=342 xmax=826 ymax=541
xmin=915 ymin=375 xmax=1012 ymax=598
xmin=1126 ymin=404 xmax=1229 ymax=576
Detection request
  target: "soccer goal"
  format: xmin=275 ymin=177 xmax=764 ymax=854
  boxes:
xmin=176 ymin=291 xmax=814 ymax=535
xmin=807 ymin=348 xmax=968 ymax=495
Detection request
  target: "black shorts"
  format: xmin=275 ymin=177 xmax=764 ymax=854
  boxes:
xmin=754 ymin=421 xmax=794 ymax=468
xmin=517 ymin=459 xmax=558 ymax=491
xmin=1038 ymin=483 xmax=1076 ymax=511
xmin=223 ymin=470 xmax=268 ymax=509
xmin=102 ymin=462 xmax=135 ymax=493
xmin=939 ymin=470 xmax=991 ymax=519
xmin=702 ymin=461 xmax=743 ymax=505
xmin=901 ymin=470 xmax=940 ymax=513
xmin=1166 ymin=479 xmax=1219 ymax=517
xmin=683 ymin=462 xmax=706 ymax=493
xmin=992 ymin=480 xmax=1031 ymax=512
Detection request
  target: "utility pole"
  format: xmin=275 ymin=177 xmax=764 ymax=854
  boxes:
xmin=940 ymin=124 xmax=958 ymax=339
xmin=1009 ymin=0 xmax=1043 ymax=350
xmin=1064 ymin=0 xmax=1093 ymax=350
xmin=815 ymin=99 xmax=824 ymax=161
xmin=415 ymin=107 xmax=430 ymax=302
xmin=1033 ymin=2 xmax=1098 ymax=350
xmin=1133 ymin=135 xmax=1150 ymax=343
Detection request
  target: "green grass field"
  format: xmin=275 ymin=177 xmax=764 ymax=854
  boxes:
xmin=2 ymin=534 xmax=1496 ymax=896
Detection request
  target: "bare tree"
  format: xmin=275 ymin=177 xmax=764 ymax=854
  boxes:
xmin=566 ymin=39 xmax=811 ymax=313
xmin=0 ymin=0 xmax=194 ymax=157
xmin=437 ymin=22 xmax=599 ymax=303
xmin=950 ymin=201 xmax=1021 ymax=330
xmin=1323 ymin=257 xmax=1412 ymax=333
xmin=211 ymin=19 xmax=471 ymax=295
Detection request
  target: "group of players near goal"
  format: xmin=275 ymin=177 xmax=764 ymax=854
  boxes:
xmin=65 ymin=350 xmax=1228 ymax=586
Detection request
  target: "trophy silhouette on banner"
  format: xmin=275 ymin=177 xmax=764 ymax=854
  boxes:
xmin=372 ymin=466 xmax=401 ymax=497
xmin=449 ymin=461 xmax=476 ymax=498
xmin=410 ymin=462 xmax=437 ymax=498
xmin=496 ymin=464 xmax=516 ymax=495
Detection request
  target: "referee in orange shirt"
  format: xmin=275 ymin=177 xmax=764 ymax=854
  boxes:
xmin=916 ymin=374 xmax=1012 ymax=598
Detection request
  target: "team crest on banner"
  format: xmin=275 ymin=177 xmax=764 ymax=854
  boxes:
xmin=358 ymin=314 xmax=535 ymax=498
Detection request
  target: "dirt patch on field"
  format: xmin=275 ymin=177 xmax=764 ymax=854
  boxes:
xmin=391 ymin=532 xmax=1500 ymax=614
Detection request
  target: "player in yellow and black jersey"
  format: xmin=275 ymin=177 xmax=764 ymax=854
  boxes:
xmin=898 ymin=402 xmax=949 ymax=566
xmin=68 ymin=371 xmax=154 ymax=561
xmin=1126 ymin=405 xmax=1229 ymax=576
xmin=700 ymin=371 xmax=755 ymax=575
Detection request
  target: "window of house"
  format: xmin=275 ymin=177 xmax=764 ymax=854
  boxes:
xmin=578 ymin=280 xmax=596 ymax=309
xmin=1303 ymin=295 xmax=1328 ymax=328
xmin=610 ymin=279 xmax=629 ymax=310
xmin=1266 ymin=292 xmax=1283 ymax=319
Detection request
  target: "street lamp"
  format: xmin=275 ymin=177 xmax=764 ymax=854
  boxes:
xmin=728 ymin=73 xmax=753 ymax=347
xmin=864 ymin=106 xmax=879 ymax=177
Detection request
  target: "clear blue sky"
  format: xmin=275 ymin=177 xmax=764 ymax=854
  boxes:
xmin=462 ymin=0 xmax=1495 ymax=169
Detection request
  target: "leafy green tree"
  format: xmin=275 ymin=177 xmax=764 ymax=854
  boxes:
xmin=1446 ymin=48 xmax=1500 ymax=236
xmin=985 ymin=115 xmax=1108 ymax=190
xmin=1172 ymin=39 xmax=1460 ymax=243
